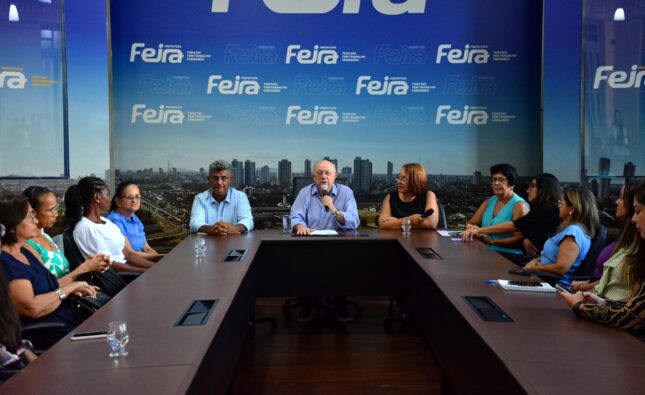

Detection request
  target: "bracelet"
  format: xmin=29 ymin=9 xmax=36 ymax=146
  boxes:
xmin=54 ymin=288 xmax=66 ymax=300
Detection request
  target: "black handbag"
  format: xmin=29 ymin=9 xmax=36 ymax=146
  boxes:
xmin=68 ymin=292 xmax=111 ymax=321
xmin=78 ymin=268 xmax=127 ymax=297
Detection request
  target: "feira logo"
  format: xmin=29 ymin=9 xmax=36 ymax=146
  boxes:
xmin=129 ymin=43 xmax=184 ymax=63
xmin=286 ymin=45 xmax=338 ymax=64
xmin=286 ymin=105 xmax=339 ymax=125
xmin=593 ymin=65 xmax=645 ymax=89
xmin=212 ymin=0 xmax=426 ymax=15
xmin=207 ymin=75 xmax=261 ymax=95
xmin=435 ymin=44 xmax=489 ymax=64
xmin=435 ymin=105 xmax=488 ymax=125
xmin=0 ymin=70 xmax=27 ymax=89
xmin=131 ymin=104 xmax=184 ymax=124
xmin=355 ymin=76 xmax=409 ymax=95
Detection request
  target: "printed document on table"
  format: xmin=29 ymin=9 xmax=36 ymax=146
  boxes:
xmin=310 ymin=230 xmax=338 ymax=236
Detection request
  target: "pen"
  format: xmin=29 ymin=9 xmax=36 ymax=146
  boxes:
xmin=484 ymin=280 xmax=498 ymax=284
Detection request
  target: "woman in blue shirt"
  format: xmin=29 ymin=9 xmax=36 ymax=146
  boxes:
xmin=107 ymin=182 xmax=164 ymax=262
xmin=522 ymin=186 xmax=600 ymax=285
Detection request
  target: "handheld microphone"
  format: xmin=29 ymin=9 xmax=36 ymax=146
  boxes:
xmin=321 ymin=184 xmax=330 ymax=212
xmin=421 ymin=208 xmax=434 ymax=219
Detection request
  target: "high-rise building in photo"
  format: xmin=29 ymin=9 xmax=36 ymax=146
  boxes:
xmin=473 ymin=170 xmax=482 ymax=185
xmin=245 ymin=160 xmax=256 ymax=187
xmin=353 ymin=157 xmax=362 ymax=189
xmin=387 ymin=161 xmax=393 ymax=184
xmin=341 ymin=166 xmax=352 ymax=180
xmin=231 ymin=159 xmax=244 ymax=189
xmin=304 ymin=159 xmax=311 ymax=176
xmin=278 ymin=159 xmax=292 ymax=186
xmin=360 ymin=159 xmax=372 ymax=193
xmin=259 ymin=165 xmax=271 ymax=184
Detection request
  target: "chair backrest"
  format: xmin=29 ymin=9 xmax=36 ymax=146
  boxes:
xmin=577 ymin=225 xmax=608 ymax=278
xmin=63 ymin=228 xmax=85 ymax=271
xmin=62 ymin=228 xmax=126 ymax=297
xmin=437 ymin=203 xmax=448 ymax=230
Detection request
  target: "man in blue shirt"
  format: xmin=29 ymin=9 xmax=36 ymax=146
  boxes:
xmin=189 ymin=160 xmax=254 ymax=235
xmin=290 ymin=160 xmax=359 ymax=235
xmin=289 ymin=159 xmax=359 ymax=322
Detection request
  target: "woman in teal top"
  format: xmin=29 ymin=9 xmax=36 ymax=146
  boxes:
xmin=466 ymin=163 xmax=529 ymax=254
xmin=22 ymin=187 xmax=111 ymax=281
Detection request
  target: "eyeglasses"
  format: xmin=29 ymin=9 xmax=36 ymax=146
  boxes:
xmin=121 ymin=195 xmax=141 ymax=202
xmin=396 ymin=176 xmax=409 ymax=183
xmin=39 ymin=204 xmax=60 ymax=215
xmin=491 ymin=177 xmax=508 ymax=184
xmin=24 ymin=211 xmax=37 ymax=224
xmin=315 ymin=170 xmax=334 ymax=176
xmin=209 ymin=176 xmax=229 ymax=182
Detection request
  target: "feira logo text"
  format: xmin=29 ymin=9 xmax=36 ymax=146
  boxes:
xmin=0 ymin=71 xmax=27 ymax=89
xmin=355 ymin=76 xmax=408 ymax=95
xmin=435 ymin=105 xmax=488 ymax=125
xmin=207 ymin=75 xmax=260 ymax=95
xmin=130 ymin=43 xmax=184 ymax=63
xmin=286 ymin=45 xmax=338 ymax=65
xmin=593 ymin=65 xmax=645 ymax=89
xmin=286 ymin=105 xmax=339 ymax=125
xmin=435 ymin=45 xmax=489 ymax=64
xmin=131 ymin=104 xmax=185 ymax=124
xmin=212 ymin=0 xmax=426 ymax=15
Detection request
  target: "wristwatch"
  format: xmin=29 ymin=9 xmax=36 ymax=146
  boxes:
xmin=334 ymin=209 xmax=342 ymax=218
xmin=55 ymin=288 xmax=66 ymax=300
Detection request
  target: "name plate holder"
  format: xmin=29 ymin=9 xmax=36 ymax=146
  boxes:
xmin=224 ymin=249 xmax=247 ymax=262
xmin=175 ymin=299 xmax=219 ymax=326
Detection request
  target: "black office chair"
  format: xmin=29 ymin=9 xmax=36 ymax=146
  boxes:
xmin=21 ymin=322 xmax=67 ymax=354
xmin=62 ymin=228 xmax=136 ymax=296
xmin=538 ymin=225 xmax=608 ymax=285
xmin=282 ymin=297 xmax=363 ymax=323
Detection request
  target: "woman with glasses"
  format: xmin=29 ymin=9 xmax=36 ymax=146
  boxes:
xmin=465 ymin=163 xmax=529 ymax=254
xmin=559 ymin=182 xmax=645 ymax=337
xmin=522 ymin=186 xmax=599 ymax=285
xmin=570 ymin=182 xmax=641 ymax=300
xmin=0 ymin=196 xmax=95 ymax=347
xmin=107 ymin=182 xmax=164 ymax=262
xmin=0 ymin=221 xmax=38 ymax=371
xmin=378 ymin=163 xmax=439 ymax=230
xmin=462 ymin=173 xmax=562 ymax=263
xmin=65 ymin=177 xmax=155 ymax=273
xmin=22 ymin=186 xmax=111 ymax=280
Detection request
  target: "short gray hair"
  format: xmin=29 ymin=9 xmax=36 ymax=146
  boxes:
xmin=209 ymin=160 xmax=231 ymax=174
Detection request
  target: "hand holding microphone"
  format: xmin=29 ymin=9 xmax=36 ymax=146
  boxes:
xmin=321 ymin=184 xmax=330 ymax=212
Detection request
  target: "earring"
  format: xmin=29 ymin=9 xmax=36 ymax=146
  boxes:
xmin=569 ymin=211 xmax=573 ymax=216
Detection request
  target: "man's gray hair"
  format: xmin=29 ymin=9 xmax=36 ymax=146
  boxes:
xmin=209 ymin=160 xmax=231 ymax=174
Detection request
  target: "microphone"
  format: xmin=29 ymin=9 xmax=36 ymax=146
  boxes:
xmin=321 ymin=184 xmax=330 ymax=212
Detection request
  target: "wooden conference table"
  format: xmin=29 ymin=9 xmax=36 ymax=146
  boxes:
xmin=2 ymin=230 xmax=644 ymax=394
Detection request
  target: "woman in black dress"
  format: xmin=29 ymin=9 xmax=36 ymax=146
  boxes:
xmin=379 ymin=163 xmax=439 ymax=230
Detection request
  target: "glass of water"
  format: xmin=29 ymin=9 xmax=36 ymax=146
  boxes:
xmin=193 ymin=237 xmax=206 ymax=258
xmin=107 ymin=321 xmax=129 ymax=358
xmin=282 ymin=214 xmax=291 ymax=234
xmin=401 ymin=218 xmax=412 ymax=236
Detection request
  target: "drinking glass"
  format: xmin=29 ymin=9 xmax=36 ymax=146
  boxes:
xmin=282 ymin=214 xmax=291 ymax=234
xmin=401 ymin=218 xmax=412 ymax=236
xmin=107 ymin=321 xmax=129 ymax=358
xmin=193 ymin=237 xmax=206 ymax=258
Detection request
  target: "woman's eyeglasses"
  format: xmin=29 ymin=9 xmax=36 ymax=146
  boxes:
xmin=121 ymin=195 xmax=142 ymax=202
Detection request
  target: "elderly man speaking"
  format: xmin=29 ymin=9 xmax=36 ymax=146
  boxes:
xmin=289 ymin=159 xmax=360 ymax=322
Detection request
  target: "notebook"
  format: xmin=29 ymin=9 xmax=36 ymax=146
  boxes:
xmin=497 ymin=279 xmax=555 ymax=293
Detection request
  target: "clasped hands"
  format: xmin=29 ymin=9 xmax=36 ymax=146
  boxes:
xmin=557 ymin=289 xmax=606 ymax=308
xmin=380 ymin=214 xmax=425 ymax=227
xmin=205 ymin=221 xmax=240 ymax=236
xmin=461 ymin=224 xmax=488 ymax=243
xmin=86 ymin=253 xmax=112 ymax=273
